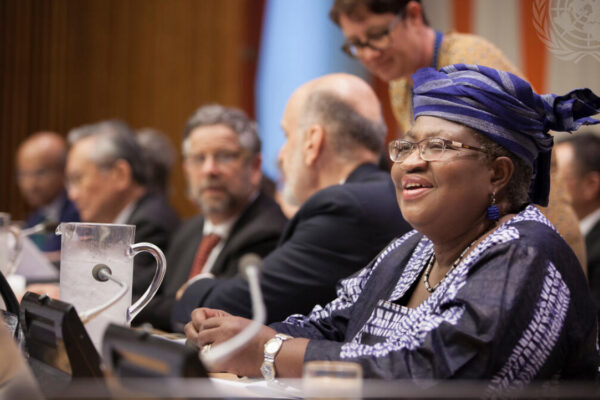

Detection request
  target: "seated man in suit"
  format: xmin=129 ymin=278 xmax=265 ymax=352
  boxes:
xmin=64 ymin=120 xmax=181 ymax=300
xmin=172 ymin=73 xmax=412 ymax=329
xmin=555 ymin=133 xmax=600 ymax=306
xmin=16 ymin=131 xmax=80 ymax=254
xmin=134 ymin=105 xmax=288 ymax=331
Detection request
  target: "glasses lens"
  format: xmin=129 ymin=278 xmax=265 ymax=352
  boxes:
xmin=388 ymin=141 xmax=399 ymax=161
xmin=368 ymin=33 xmax=390 ymax=50
xmin=389 ymin=140 xmax=415 ymax=162
xmin=422 ymin=138 xmax=445 ymax=161
xmin=342 ymin=43 xmax=358 ymax=58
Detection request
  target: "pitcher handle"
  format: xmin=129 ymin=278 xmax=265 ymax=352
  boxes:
xmin=127 ymin=242 xmax=166 ymax=322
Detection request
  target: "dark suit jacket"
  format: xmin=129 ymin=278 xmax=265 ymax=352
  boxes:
xmin=585 ymin=218 xmax=600 ymax=306
xmin=172 ymin=163 xmax=412 ymax=329
xmin=134 ymin=191 xmax=287 ymax=331
xmin=127 ymin=193 xmax=181 ymax=302
xmin=26 ymin=191 xmax=80 ymax=252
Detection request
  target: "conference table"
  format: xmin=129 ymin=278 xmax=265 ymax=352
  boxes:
xmin=2 ymin=321 xmax=599 ymax=399
xmin=17 ymin=375 xmax=600 ymax=399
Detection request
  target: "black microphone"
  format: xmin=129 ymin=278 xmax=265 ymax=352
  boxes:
xmin=79 ymin=264 xmax=128 ymax=324
xmin=200 ymin=253 xmax=266 ymax=368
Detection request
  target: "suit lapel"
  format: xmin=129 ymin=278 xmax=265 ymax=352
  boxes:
xmin=585 ymin=219 xmax=600 ymax=251
xmin=210 ymin=194 xmax=262 ymax=276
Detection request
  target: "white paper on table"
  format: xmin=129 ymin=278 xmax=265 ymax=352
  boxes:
xmin=209 ymin=376 xmax=303 ymax=398
xmin=13 ymin=236 xmax=59 ymax=282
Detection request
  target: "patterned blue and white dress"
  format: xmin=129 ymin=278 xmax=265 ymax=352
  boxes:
xmin=271 ymin=206 xmax=599 ymax=385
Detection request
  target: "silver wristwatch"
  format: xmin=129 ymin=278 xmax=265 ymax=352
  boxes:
xmin=260 ymin=333 xmax=292 ymax=381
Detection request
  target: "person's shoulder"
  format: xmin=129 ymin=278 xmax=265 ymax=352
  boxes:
xmin=443 ymin=32 xmax=501 ymax=51
xmin=136 ymin=193 xmax=180 ymax=220
xmin=346 ymin=163 xmax=391 ymax=183
xmin=441 ymin=32 xmax=522 ymax=76
xmin=252 ymin=192 xmax=287 ymax=220
xmin=298 ymin=179 xmax=402 ymax=230
xmin=344 ymin=176 xmax=396 ymax=199
xmin=478 ymin=206 xmax=580 ymax=276
xmin=232 ymin=192 xmax=287 ymax=237
xmin=129 ymin=193 xmax=181 ymax=235
xmin=176 ymin=214 xmax=205 ymax=234
xmin=166 ymin=215 xmax=203 ymax=248
xmin=309 ymin=178 xmax=393 ymax=205
xmin=294 ymin=163 xmax=397 ymax=219
xmin=506 ymin=205 xmax=564 ymax=241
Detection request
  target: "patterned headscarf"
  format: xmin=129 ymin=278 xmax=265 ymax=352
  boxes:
xmin=412 ymin=63 xmax=600 ymax=206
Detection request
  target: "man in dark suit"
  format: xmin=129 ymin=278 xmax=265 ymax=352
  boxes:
xmin=16 ymin=132 xmax=80 ymax=253
xmin=555 ymin=133 xmax=600 ymax=306
xmin=134 ymin=105 xmax=288 ymax=331
xmin=65 ymin=120 xmax=180 ymax=300
xmin=173 ymin=73 xmax=412 ymax=328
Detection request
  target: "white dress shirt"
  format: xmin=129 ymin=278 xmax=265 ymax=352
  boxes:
xmin=580 ymin=207 xmax=600 ymax=237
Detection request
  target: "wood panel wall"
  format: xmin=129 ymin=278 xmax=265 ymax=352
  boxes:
xmin=0 ymin=0 xmax=264 ymax=220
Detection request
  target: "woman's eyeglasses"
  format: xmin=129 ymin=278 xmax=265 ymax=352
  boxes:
xmin=388 ymin=137 xmax=487 ymax=163
xmin=341 ymin=14 xmax=402 ymax=58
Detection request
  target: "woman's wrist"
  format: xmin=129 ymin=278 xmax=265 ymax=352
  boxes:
xmin=273 ymin=337 xmax=309 ymax=378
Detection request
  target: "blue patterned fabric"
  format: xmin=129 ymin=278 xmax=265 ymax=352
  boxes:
xmin=411 ymin=64 xmax=600 ymax=206
xmin=271 ymin=206 xmax=599 ymax=385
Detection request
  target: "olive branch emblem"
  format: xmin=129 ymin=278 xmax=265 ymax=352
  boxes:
xmin=532 ymin=0 xmax=600 ymax=63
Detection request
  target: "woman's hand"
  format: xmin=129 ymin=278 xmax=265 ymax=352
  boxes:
xmin=184 ymin=307 xmax=232 ymax=345
xmin=184 ymin=307 xmax=277 ymax=377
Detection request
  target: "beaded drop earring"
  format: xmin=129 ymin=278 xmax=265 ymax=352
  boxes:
xmin=487 ymin=192 xmax=500 ymax=221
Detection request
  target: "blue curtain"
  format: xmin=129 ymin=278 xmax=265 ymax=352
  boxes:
xmin=256 ymin=0 xmax=368 ymax=184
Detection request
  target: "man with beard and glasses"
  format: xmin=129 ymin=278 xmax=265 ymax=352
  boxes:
xmin=134 ymin=105 xmax=288 ymax=331
xmin=172 ymin=73 xmax=411 ymax=330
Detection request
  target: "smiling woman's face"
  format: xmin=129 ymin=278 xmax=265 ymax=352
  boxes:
xmin=391 ymin=116 xmax=493 ymax=239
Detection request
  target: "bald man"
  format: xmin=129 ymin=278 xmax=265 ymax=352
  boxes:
xmin=173 ymin=73 xmax=411 ymax=328
xmin=16 ymin=131 xmax=80 ymax=252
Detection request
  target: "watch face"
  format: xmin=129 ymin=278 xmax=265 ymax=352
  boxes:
xmin=260 ymin=362 xmax=274 ymax=380
xmin=265 ymin=338 xmax=281 ymax=354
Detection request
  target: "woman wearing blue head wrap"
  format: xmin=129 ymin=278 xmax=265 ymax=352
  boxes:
xmin=411 ymin=63 xmax=600 ymax=207
xmin=183 ymin=65 xmax=599 ymax=391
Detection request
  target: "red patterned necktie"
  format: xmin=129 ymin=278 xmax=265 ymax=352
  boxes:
xmin=187 ymin=233 xmax=221 ymax=279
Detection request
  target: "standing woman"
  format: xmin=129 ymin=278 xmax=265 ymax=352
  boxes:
xmin=185 ymin=64 xmax=599 ymax=387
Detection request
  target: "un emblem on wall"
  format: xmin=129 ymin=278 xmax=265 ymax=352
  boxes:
xmin=534 ymin=0 xmax=600 ymax=62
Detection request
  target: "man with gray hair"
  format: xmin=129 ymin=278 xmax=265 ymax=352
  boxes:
xmin=173 ymin=73 xmax=411 ymax=329
xmin=65 ymin=119 xmax=180 ymax=300
xmin=134 ymin=105 xmax=288 ymax=331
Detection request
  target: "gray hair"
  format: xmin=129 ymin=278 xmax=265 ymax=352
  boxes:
xmin=299 ymin=91 xmax=386 ymax=159
xmin=182 ymin=104 xmax=260 ymax=156
xmin=473 ymin=131 xmax=532 ymax=212
xmin=136 ymin=128 xmax=176 ymax=194
xmin=67 ymin=119 xmax=148 ymax=185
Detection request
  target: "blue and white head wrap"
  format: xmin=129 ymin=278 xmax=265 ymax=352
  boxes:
xmin=412 ymin=63 xmax=600 ymax=206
